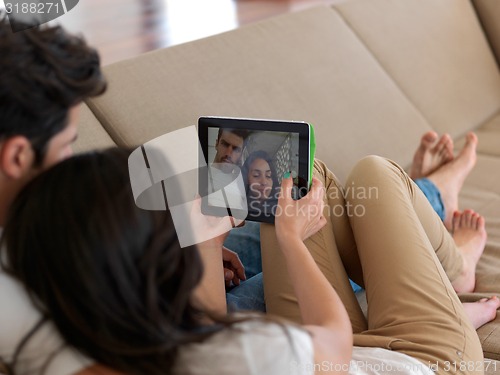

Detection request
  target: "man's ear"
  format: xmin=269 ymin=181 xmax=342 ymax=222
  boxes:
xmin=0 ymin=136 xmax=35 ymax=179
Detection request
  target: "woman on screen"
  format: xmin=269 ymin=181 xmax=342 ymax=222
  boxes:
xmin=242 ymin=150 xmax=279 ymax=218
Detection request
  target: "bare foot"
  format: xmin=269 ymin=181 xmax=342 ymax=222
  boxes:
xmin=427 ymin=132 xmax=478 ymax=230
xmin=410 ymin=131 xmax=454 ymax=180
xmin=451 ymin=210 xmax=487 ymax=293
xmin=462 ymin=297 xmax=500 ymax=329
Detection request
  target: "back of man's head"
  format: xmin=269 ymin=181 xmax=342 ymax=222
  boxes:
xmin=0 ymin=13 xmax=107 ymax=166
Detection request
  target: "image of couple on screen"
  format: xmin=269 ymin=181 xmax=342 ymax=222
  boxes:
xmin=209 ymin=127 xmax=298 ymax=219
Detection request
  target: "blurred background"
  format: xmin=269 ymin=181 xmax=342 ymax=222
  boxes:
xmin=1 ymin=0 xmax=338 ymax=65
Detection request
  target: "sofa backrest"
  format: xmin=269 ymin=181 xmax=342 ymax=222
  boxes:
xmin=73 ymin=103 xmax=116 ymax=153
xmin=82 ymin=0 xmax=500 ymax=182
xmin=333 ymin=0 xmax=500 ymax=138
xmin=85 ymin=6 xmax=432 ymax=182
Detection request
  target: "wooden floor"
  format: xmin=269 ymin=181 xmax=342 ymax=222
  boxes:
xmin=52 ymin=0 xmax=339 ymax=66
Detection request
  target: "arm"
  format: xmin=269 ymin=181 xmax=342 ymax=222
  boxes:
xmin=192 ymin=243 xmax=246 ymax=314
xmin=188 ymin=197 xmax=241 ymax=315
xmin=188 ymin=195 xmax=247 ymax=315
xmin=275 ymin=176 xmax=353 ymax=372
xmin=193 ymin=237 xmax=227 ymax=315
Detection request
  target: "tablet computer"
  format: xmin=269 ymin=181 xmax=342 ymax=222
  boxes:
xmin=198 ymin=116 xmax=316 ymax=223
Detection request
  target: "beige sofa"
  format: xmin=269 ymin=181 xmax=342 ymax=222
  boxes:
xmin=74 ymin=0 xmax=500 ymax=370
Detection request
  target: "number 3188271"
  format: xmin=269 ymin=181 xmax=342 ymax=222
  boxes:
xmin=5 ymin=3 xmax=61 ymax=14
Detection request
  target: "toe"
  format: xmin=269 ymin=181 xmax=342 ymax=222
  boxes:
xmin=422 ymin=131 xmax=438 ymax=146
xmin=489 ymin=296 xmax=500 ymax=308
xmin=466 ymin=132 xmax=478 ymax=146
xmin=435 ymin=135 xmax=448 ymax=154
xmin=444 ymin=136 xmax=454 ymax=160
xmin=477 ymin=215 xmax=486 ymax=231
xmin=459 ymin=211 xmax=467 ymax=228
xmin=442 ymin=134 xmax=452 ymax=147
xmin=463 ymin=209 xmax=474 ymax=227
xmin=453 ymin=211 xmax=461 ymax=230
xmin=471 ymin=213 xmax=479 ymax=229
xmin=485 ymin=296 xmax=500 ymax=312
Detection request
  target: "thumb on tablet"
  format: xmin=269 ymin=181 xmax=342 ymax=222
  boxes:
xmin=279 ymin=172 xmax=293 ymax=201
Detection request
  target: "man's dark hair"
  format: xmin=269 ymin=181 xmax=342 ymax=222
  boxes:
xmin=0 ymin=13 xmax=107 ymax=166
xmin=217 ymin=128 xmax=250 ymax=144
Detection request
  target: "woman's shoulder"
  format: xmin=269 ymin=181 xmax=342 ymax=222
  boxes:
xmin=174 ymin=319 xmax=314 ymax=375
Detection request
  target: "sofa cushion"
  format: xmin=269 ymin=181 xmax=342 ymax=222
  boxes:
xmin=86 ymin=5 xmax=431 ymax=182
xmin=461 ymin=154 xmax=500 ymax=198
xmin=457 ymin=117 xmax=500 ymax=293
xmin=461 ymin=167 xmax=500 ymax=293
xmin=485 ymin=360 xmax=500 ymax=375
xmin=454 ymin=113 xmax=500 ymax=208
xmin=460 ymin=289 xmax=500 ymax=362
xmin=74 ymin=103 xmax=116 ymax=154
xmin=467 ymin=195 xmax=500 ymax=293
xmin=478 ymin=316 xmax=500 ymax=361
xmin=473 ymin=0 xmax=500 ymax=66
xmin=455 ymin=116 xmax=500 ymax=361
xmin=333 ymin=0 xmax=500 ymax=137
xmin=475 ymin=112 xmax=500 ymax=157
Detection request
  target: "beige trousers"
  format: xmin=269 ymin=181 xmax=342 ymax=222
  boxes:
xmin=261 ymin=156 xmax=483 ymax=374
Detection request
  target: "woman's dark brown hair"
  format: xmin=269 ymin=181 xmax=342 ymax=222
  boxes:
xmin=1 ymin=148 xmax=225 ymax=374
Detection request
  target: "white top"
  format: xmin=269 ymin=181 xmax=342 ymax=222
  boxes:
xmin=0 ymin=239 xmax=91 ymax=374
xmin=174 ymin=320 xmax=314 ymax=375
xmin=174 ymin=321 xmax=434 ymax=375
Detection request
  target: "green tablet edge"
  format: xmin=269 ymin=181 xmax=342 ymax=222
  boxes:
xmin=309 ymin=123 xmax=316 ymax=188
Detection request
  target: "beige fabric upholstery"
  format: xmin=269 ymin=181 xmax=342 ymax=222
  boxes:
xmin=475 ymin=112 xmax=500 ymax=157
xmin=73 ymin=103 xmax=116 ymax=153
xmin=473 ymin=0 xmax=500 ymax=66
xmin=478 ymin=317 xmax=500 ymax=361
xmin=86 ymin=6 xmax=431 ymax=183
xmin=485 ymin=360 xmax=500 ymax=375
xmin=456 ymin=116 xmax=500 ymax=295
xmin=333 ymin=0 xmax=500 ymax=137
xmin=463 ymin=191 xmax=500 ymax=292
xmin=454 ymin=116 xmax=500 ymax=361
xmin=462 ymin=154 xmax=500 ymax=197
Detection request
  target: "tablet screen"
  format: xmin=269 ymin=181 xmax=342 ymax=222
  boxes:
xmin=198 ymin=117 xmax=310 ymax=223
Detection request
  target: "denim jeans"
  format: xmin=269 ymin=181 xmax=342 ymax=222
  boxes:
xmin=225 ymin=222 xmax=266 ymax=312
xmin=414 ymin=178 xmax=445 ymax=221
xmin=226 ymin=273 xmax=266 ymax=312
